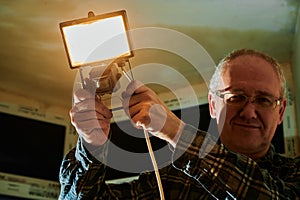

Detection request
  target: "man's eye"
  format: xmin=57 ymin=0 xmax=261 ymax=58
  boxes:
xmin=227 ymin=95 xmax=245 ymax=103
xmin=256 ymin=97 xmax=273 ymax=105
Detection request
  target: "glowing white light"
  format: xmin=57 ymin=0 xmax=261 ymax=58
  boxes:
xmin=62 ymin=15 xmax=131 ymax=67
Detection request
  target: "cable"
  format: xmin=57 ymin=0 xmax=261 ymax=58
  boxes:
xmin=127 ymin=60 xmax=134 ymax=80
xmin=122 ymin=60 xmax=165 ymax=199
xmin=143 ymin=129 xmax=165 ymax=200
xmin=122 ymin=69 xmax=133 ymax=82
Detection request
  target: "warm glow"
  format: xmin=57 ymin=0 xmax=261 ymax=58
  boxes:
xmin=61 ymin=15 xmax=131 ymax=68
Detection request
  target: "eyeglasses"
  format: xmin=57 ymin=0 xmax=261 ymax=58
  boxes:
xmin=214 ymin=91 xmax=282 ymax=109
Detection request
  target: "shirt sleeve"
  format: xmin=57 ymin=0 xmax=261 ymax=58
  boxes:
xmin=172 ymin=124 xmax=300 ymax=199
xmin=58 ymin=137 xmax=108 ymax=199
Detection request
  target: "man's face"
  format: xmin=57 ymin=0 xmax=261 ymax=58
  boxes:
xmin=209 ymin=55 xmax=286 ymax=160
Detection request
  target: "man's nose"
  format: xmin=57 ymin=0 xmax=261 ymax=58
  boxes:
xmin=239 ymin=100 xmax=258 ymax=119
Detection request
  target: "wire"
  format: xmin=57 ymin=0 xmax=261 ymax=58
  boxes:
xmin=122 ymin=60 xmax=165 ymax=199
xmin=143 ymin=129 xmax=165 ymax=200
xmin=127 ymin=60 xmax=134 ymax=80
xmin=122 ymin=69 xmax=133 ymax=82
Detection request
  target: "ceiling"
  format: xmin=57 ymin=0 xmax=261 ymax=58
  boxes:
xmin=0 ymin=0 xmax=299 ymax=109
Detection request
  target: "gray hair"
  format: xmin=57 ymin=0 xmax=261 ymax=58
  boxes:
xmin=209 ymin=49 xmax=286 ymax=98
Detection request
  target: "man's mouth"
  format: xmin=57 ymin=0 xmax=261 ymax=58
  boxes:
xmin=233 ymin=122 xmax=261 ymax=129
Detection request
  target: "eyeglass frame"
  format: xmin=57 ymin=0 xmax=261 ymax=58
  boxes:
xmin=213 ymin=90 xmax=283 ymax=109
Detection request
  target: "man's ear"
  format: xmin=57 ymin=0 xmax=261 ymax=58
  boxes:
xmin=208 ymin=92 xmax=216 ymax=118
xmin=278 ymin=98 xmax=287 ymax=125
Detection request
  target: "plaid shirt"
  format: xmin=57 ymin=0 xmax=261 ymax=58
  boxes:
xmin=59 ymin=125 xmax=300 ymax=199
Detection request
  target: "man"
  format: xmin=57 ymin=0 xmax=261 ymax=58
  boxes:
xmin=59 ymin=49 xmax=300 ymax=199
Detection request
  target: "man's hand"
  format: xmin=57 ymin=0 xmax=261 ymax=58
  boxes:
xmin=70 ymin=88 xmax=112 ymax=147
xmin=122 ymin=80 xmax=185 ymax=147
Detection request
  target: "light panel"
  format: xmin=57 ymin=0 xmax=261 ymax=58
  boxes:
xmin=60 ymin=10 xmax=133 ymax=69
